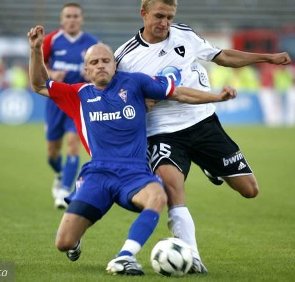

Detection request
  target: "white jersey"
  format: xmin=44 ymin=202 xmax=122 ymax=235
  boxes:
xmin=115 ymin=23 xmax=222 ymax=137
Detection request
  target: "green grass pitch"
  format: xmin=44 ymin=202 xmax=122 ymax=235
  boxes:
xmin=1 ymin=124 xmax=295 ymax=281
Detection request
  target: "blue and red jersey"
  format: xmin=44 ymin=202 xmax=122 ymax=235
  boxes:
xmin=46 ymin=71 xmax=174 ymax=162
xmin=43 ymin=29 xmax=98 ymax=83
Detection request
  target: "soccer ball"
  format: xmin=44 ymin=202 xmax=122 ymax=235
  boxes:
xmin=150 ymin=237 xmax=193 ymax=276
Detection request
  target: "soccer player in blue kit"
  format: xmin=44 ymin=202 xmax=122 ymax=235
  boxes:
xmin=43 ymin=3 xmax=98 ymax=209
xmin=28 ymin=25 xmax=236 ymax=275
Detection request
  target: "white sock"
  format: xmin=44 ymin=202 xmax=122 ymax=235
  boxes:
xmin=119 ymin=239 xmax=141 ymax=256
xmin=168 ymin=206 xmax=201 ymax=259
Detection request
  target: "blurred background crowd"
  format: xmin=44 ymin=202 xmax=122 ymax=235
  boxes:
xmin=0 ymin=0 xmax=295 ymax=125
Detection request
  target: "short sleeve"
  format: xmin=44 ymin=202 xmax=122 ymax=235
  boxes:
xmin=46 ymin=80 xmax=83 ymax=118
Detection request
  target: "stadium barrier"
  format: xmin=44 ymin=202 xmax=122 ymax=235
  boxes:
xmin=0 ymin=88 xmax=46 ymax=125
xmin=0 ymin=88 xmax=294 ymax=126
xmin=215 ymin=92 xmax=263 ymax=124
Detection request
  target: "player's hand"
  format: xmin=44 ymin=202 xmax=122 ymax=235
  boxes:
xmin=27 ymin=25 xmax=45 ymax=49
xmin=145 ymin=99 xmax=159 ymax=112
xmin=217 ymin=86 xmax=237 ymax=101
xmin=269 ymin=52 xmax=291 ymax=65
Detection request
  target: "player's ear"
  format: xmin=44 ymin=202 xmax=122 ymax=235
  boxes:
xmin=84 ymin=61 xmax=89 ymax=73
xmin=141 ymin=8 xmax=147 ymax=17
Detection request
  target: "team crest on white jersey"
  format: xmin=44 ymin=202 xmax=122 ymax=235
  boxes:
xmin=118 ymin=88 xmax=128 ymax=103
xmin=158 ymin=66 xmax=182 ymax=86
xmin=174 ymin=46 xmax=185 ymax=57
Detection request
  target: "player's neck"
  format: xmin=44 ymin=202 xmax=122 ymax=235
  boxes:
xmin=64 ymin=30 xmax=82 ymax=38
xmin=141 ymin=30 xmax=167 ymax=44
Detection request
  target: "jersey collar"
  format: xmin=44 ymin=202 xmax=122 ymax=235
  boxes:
xmin=136 ymin=27 xmax=170 ymax=47
xmin=63 ymin=30 xmax=84 ymax=43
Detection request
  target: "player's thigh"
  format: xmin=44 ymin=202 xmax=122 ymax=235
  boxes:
xmin=116 ymin=167 xmax=165 ymax=212
xmin=148 ymin=134 xmax=190 ymax=205
xmin=190 ymin=114 xmax=252 ymax=178
xmin=155 ymin=164 xmax=185 ymax=206
xmin=131 ymin=181 xmax=167 ymax=213
xmin=56 ymin=212 xmax=92 ymax=249
xmin=223 ymin=174 xmax=259 ymax=198
xmin=148 ymin=134 xmax=191 ymax=178
xmin=67 ymin=167 xmax=115 ymax=222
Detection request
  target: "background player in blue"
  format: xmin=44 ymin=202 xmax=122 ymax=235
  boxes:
xmin=28 ymin=25 xmax=236 ymax=275
xmin=43 ymin=3 xmax=98 ymax=209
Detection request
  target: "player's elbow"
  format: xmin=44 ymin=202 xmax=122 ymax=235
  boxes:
xmin=30 ymin=82 xmax=48 ymax=96
xmin=30 ymin=83 xmax=40 ymax=93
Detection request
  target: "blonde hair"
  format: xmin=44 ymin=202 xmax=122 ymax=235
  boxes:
xmin=62 ymin=2 xmax=83 ymax=13
xmin=141 ymin=0 xmax=177 ymax=11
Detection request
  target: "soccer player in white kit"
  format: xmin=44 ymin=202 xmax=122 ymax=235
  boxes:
xmin=115 ymin=0 xmax=292 ymax=273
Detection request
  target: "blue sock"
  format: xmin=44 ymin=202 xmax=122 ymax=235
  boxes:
xmin=62 ymin=155 xmax=79 ymax=191
xmin=118 ymin=250 xmax=133 ymax=257
xmin=48 ymin=155 xmax=62 ymax=174
xmin=120 ymin=209 xmax=159 ymax=256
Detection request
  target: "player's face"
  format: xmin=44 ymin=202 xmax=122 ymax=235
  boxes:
xmin=60 ymin=6 xmax=83 ymax=36
xmin=85 ymin=45 xmax=116 ymax=89
xmin=141 ymin=2 xmax=176 ymax=43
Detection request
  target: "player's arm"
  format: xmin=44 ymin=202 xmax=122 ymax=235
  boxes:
xmin=140 ymin=74 xmax=236 ymax=104
xmin=28 ymin=25 xmax=50 ymax=96
xmin=213 ymin=49 xmax=291 ymax=68
xmin=170 ymin=86 xmax=237 ymax=104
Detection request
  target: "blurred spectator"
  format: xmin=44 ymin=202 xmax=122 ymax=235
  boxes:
xmin=0 ymin=58 xmax=9 ymax=88
xmin=231 ymin=66 xmax=260 ymax=92
xmin=260 ymin=63 xmax=276 ymax=88
xmin=6 ymin=61 xmax=29 ymax=89
xmin=210 ymin=65 xmax=259 ymax=92
xmin=285 ymin=66 xmax=295 ymax=125
xmin=273 ymin=65 xmax=293 ymax=93
xmin=210 ymin=65 xmax=233 ymax=90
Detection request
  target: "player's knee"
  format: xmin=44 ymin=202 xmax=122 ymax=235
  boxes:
xmin=241 ymin=183 xmax=259 ymax=198
xmin=227 ymin=176 xmax=259 ymax=198
xmin=151 ymin=188 xmax=168 ymax=211
xmin=55 ymin=236 xmax=76 ymax=252
xmin=157 ymin=189 xmax=168 ymax=208
xmin=67 ymin=134 xmax=80 ymax=154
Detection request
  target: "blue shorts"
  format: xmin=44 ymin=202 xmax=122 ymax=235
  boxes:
xmin=65 ymin=159 xmax=163 ymax=223
xmin=45 ymin=99 xmax=76 ymax=141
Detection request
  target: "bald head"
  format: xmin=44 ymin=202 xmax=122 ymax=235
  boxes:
xmin=84 ymin=43 xmax=116 ymax=89
xmin=84 ymin=43 xmax=114 ymax=65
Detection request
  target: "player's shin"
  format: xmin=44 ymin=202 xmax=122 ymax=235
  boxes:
xmin=118 ymin=209 xmax=159 ymax=257
xmin=168 ymin=206 xmax=200 ymax=258
xmin=62 ymin=155 xmax=79 ymax=191
xmin=168 ymin=206 xmax=208 ymax=273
